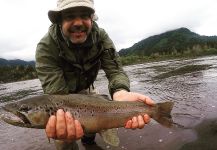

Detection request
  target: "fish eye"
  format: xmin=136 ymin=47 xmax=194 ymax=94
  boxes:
xmin=19 ymin=104 xmax=31 ymax=112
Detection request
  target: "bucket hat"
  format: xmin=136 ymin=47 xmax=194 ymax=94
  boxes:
xmin=48 ymin=0 xmax=96 ymax=23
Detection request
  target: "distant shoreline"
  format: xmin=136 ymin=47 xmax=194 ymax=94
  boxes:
xmin=1 ymin=53 xmax=217 ymax=84
xmin=120 ymin=52 xmax=217 ymax=66
xmin=0 ymin=65 xmax=37 ymax=84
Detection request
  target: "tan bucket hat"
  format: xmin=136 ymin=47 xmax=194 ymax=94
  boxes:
xmin=48 ymin=0 xmax=96 ymax=23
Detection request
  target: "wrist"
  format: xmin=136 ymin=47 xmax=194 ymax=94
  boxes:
xmin=113 ymin=89 xmax=128 ymax=101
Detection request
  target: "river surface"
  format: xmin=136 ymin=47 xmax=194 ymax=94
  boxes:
xmin=0 ymin=56 xmax=217 ymax=150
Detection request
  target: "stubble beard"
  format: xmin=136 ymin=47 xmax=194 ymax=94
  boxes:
xmin=68 ymin=25 xmax=92 ymax=44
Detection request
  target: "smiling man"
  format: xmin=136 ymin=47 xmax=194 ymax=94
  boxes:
xmin=35 ymin=0 xmax=154 ymax=149
xmin=61 ymin=7 xmax=93 ymax=44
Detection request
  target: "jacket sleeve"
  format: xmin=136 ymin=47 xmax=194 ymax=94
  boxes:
xmin=35 ymin=33 xmax=69 ymax=94
xmin=99 ymin=29 xmax=130 ymax=97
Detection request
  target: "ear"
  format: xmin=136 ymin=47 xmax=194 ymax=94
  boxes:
xmin=91 ymin=13 xmax=98 ymax=21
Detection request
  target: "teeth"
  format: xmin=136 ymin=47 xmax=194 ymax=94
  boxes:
xmin=71 ymin=31 xmax=85 ymax=33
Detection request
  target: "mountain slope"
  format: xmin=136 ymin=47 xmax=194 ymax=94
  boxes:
xmin=0 ymin=58 xmax=35 ymax=66
xmin=119 ymin=27 xmax=217 ymax=56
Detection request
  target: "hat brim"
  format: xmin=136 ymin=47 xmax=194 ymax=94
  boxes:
xmin=48 ymin=2 xmax=95 ymax=23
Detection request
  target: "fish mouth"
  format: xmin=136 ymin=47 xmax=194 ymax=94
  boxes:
xmin=1 ymin=106 xmax=32 ymax=128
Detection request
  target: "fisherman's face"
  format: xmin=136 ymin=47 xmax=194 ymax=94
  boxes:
xmin=61 ymin=7 xmax=93 ymax=44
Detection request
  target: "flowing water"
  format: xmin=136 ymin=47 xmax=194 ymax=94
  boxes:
xmin=0 ymin=55 xmax=217 ymax=150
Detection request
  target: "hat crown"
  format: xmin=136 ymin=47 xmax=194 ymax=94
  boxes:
xmin=48 ymin=0 xmax=95 ymax=23
xmin=56 ymin=0 xmax=94 ymax=9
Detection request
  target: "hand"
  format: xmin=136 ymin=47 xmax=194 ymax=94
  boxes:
xmin=45 ymin=109 xmax=84 ymax=142
xmin=113 ymin=90 xmax=155 ymax=129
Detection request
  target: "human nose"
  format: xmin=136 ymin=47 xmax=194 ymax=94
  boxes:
xmin=73 ymin=17 xmax=83 ymax=26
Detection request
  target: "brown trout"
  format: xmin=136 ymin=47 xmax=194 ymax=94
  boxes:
xmin=1 ymin=94 xmax=174 ymax=145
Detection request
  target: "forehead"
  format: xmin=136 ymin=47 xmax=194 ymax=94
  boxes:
xmin=62 ymin=7 xmax=93 ymax=15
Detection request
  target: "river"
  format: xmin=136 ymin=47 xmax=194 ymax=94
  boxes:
xmin=0 ymin=55 xmax=217 ymax=150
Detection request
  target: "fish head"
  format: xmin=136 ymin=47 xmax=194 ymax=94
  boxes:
xmin=1 ymin=95 xmax=54 ymax=129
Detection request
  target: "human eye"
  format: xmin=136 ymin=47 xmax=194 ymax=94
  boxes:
xmin=80 ymin=14 xmax=91 ymax=20
xmin=64 ymin=14 xmax=76 ymax=20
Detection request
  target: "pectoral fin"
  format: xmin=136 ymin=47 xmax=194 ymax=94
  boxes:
xmin=99 ymin=128 xmax=120 ymax=147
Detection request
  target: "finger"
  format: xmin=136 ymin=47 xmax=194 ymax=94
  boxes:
xmin=143 ymin=114 xmax=151 ymax=124
xmin=137 ymin=94 xmax=155 ymax=106
xmin=45 ymin=115 xmax=56 ymax=138
xmin=74 ymin=120 xmax=84 ymax=139
xmin=56 ymin=109 xmax=67 ymax=139
xmin=131 ymin=117 xmax=138 ymax=129
xmin=137 ymin=115 xmax=145 ymax=129
xmin=65 ymin=112 xmax=76 ymax=140
xmin=146 ymin=97 xmax=155 ymax=106
xmin=125 ymin=120 xmax=132 ymax=129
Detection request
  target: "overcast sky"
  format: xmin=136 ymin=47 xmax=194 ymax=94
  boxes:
xmin=0 ymin=0 xmax=217 ymax=61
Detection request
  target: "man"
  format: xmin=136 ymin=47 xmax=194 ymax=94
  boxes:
xmin=35 ymin=0 xmax=154 ymax=149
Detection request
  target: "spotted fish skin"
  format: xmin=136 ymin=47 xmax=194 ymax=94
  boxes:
xmin=1 ymin=94 xmax=174 ymax=132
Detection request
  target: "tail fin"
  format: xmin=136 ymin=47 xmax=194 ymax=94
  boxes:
xmin=152 ymin=102 xmax=174 ymax=128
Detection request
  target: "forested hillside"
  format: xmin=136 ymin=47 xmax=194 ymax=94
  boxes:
xmin=0 ymin=65 xmax=37 ymax=83
xmin=0 ymin=58 xmax=35 ymax=66
xmin=119 ymin=28 xmax=217 ymax=56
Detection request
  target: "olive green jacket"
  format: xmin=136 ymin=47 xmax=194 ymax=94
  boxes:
xmin=35 ymin=22 xmax=130 ymax=96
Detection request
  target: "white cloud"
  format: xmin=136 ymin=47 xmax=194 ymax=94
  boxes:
xmin=0 ymin=0 xmax=217 ymax=60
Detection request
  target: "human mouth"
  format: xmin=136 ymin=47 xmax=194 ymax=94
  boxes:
xmin=71 ymin=31 xmax=86 ymax=37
